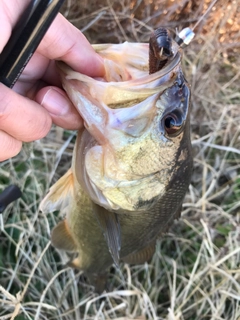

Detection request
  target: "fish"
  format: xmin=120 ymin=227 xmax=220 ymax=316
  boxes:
xmin=40 ymin=28 xmax=193 ymax=290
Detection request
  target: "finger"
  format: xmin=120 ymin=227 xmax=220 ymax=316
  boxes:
xmin=16 ymin=57 xmax=61 ymax=92
xmin=13 ymin=54 xmax=52 ymax=96
xmin=38 ymin=14 xmax=105 ymax=77
xmin=0 ymin=83 xmax=52 ymax=142
xmin=0 ymin=130 xmax=22 ymax=161
xmin=35 ymin=86 xmax=83 ymax=130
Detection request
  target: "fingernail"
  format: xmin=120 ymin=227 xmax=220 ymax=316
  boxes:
xmin=41 ymin=88 xmax=70 ymax=116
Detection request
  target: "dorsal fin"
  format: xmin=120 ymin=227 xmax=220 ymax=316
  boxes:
xmin=51 ymin=219 xmax=77 ymax=251
xmin=93 ymin=204 xmax=121 ymax=267
xmin=40 ymin=169 xmax=74 ymax=213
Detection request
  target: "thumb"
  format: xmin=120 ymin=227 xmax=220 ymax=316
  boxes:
xmin=0 ymin=83 xmax=52 ymax=142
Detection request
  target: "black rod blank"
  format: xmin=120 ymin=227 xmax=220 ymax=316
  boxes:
xmin=0 ymin=185 xmax=22 ymax=213
xmin=0 ymin=0 xmax=65 ymax=88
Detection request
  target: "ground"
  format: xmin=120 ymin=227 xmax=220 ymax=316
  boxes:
xmin=0 ymin=0 xmax=239 ymax=319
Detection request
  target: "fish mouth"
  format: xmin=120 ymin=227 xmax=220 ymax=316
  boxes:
xmin=57 ymin=42 xmax=183 ymax=147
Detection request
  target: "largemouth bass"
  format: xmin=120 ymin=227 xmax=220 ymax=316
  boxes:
xmin=40 ymin=28 xmax=192 ymax=289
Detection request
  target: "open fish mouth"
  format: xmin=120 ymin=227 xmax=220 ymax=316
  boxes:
xmin=57 ymin=39 xmax=182 ymax=112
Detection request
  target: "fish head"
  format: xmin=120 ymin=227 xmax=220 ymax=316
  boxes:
xmin=57 ymin=39 xmax=192 ymax=212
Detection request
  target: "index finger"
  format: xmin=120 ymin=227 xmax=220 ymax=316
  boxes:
xmin=37 ymin=14 xmax=105 ymax=77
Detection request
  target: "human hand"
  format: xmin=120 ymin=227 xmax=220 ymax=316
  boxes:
xmin=0 ymin=0 xmax=104 ymax=161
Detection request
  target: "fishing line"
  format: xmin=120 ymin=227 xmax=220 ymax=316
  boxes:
xmin=192 ymin=0 xmax=219 ymax=32
xmin=176 ymin=0 xmax=219 ymax=46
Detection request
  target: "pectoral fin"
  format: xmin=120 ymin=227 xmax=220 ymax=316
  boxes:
xmin=51 ymin=219 xmax=77 ymax=252
xmin=66 ymin=257 xmax=82 ymax=269
xmin=40 ymin=169 xmax=74 ymax=213
xmin=93 ymin=204 xmax=121 ymax=267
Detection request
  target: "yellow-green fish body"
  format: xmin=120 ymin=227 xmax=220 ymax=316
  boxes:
xmin=41 ymin=30 xmax=192 ymax=285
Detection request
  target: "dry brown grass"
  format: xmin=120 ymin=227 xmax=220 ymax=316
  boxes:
xmin=0 ymin=0 xmax=239 ymax=319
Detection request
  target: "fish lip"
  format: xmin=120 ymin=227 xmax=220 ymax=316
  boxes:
xmin=56 ymin=45 xmax=182 ymax=88
xmin=123 ymin=40 xmax=183 ymax=86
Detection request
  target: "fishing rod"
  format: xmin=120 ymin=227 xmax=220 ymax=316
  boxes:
xmin=0 ymin=0 xmax=65 ymax=87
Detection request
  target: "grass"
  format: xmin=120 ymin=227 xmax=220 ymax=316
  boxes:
xmin=0 ymin=0 xmax=239 ymax=319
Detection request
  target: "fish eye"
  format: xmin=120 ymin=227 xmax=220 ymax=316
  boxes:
xmin=163 ymin=111 xmax=184 ymax=137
